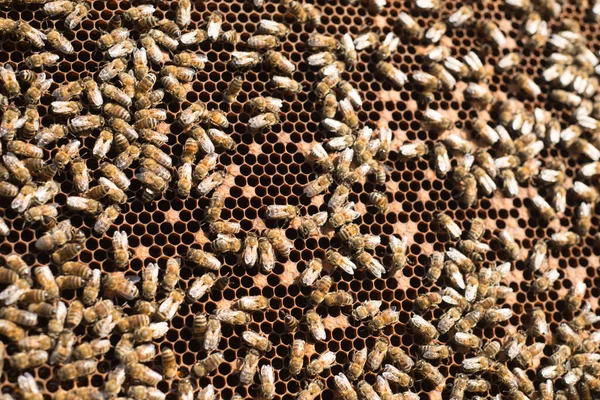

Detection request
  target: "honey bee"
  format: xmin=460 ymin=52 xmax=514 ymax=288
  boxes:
xmin=0 ymin=182 xmax=18 ymax=200
xmin=299 ymin=212 xmax=327 ymax=239
xmin=205 ymin=11 xmax=223 ymax=42
xmin=127 ymin=363 xmax=163 ymax=386
xmin=18 ymin=334 xmax=52 ymax=352
xmin=56 ymin=276 xmax=86 ymax=292
xmin=367 ymin=338 xmax=388 ymax=371
xmin=270 ymin=75 xmax=302 ymax=95
xmin=383 ymin=364 xmax=413 ymax=387
xmin=368 ymin=191 xmax=389 ymax=214
xmin=192 ymin=313 xmax=207 ymax=338
xmin=117 ymin=314 xmax=150 ymax=334
xmin=0 ymin=306 xmax=38 ymax=327
xmin=247 ymin=34 xmax=280 ymax=51
xmin=203 ymin=316 xmax=222 ymax=352
xmin=238 ymin=348 xmax=260 ymax=385
xmin=92 ymin=204 xmax=120 ymax=236
xmin=356 ymin=251 xmax=386 ymax=278
xmin=303 ymin=174 xmax=331 ymax=198
xmin=103 ymin=274 xmax=139 ymax=301
xmin=228 ymin=51 xmax=261 ymax=71
xmin=196 ymin=170 xmax=225 ymax=196
xmin=306 ymin=351 xmax=335 ymax=377
xmin=288 ymin=339 xmax=306 ymax=376
xmin=187 ymin=273 xmax=223 ymax=302
xmin=283 ymin=312 xmax=299 ymax=333
xmin=154 ymin=289 xmax=185 ymax=322
xmin=376 ymin=61 xmax=408 ymax=88
xmin=127 ymin=386 xmax=166 ymax=400
xmin=233 ymin=295 xmax=268 ymax=312
xmin=306 ymin=309 xmax=326 ymax=341
xmin=58 ymin=359 xmax=97 ymax=382
xmin=308 ymin=275 xmax=331 ymax=306
xmin=0 ymin=318 xmax=26 ymax=342
xmin=335 ymin=373 xmax=358 ymax=400
xmin=368 ymin=308 xmax=399 ymax=333
xmin=211 ymin=233 xmax=242 ymax=253
xmin=247 ymin=96 xmax=283 ymax=114
xmin=10 ymin=349 xmax=48 ymax=371
xmin=324 ymin=290 xmax=353 ymax=307
xmin=15 ymin=21 xmax=46 ymax=49
xmin=242 ymin=330 xmax=272 ymax=353
xmin=408 ymin=313 xmax=438 ymax=341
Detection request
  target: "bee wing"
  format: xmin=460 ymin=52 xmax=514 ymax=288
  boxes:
xmin=260 ymin=365 xmax=275 ymax=384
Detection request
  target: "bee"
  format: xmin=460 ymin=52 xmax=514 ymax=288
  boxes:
xmin=355 ymin=252 xmax=385 ymax=278
xmin=161 ymin=74 xmax=187 ymax=101
xmin=110 ymin=231 xmax=130 ymax=269
xmin=247 ymin=96 xmax=282 ymax=114
xmin=44 ymin=0 xmax=75 ymax=16
xmin=155 ymin=289 xmax=185 ymax=321
xmin=270 ymin=75 xmax=302 ymax=94
xmin=68 ymin=114 xmax=104 ymax=135
xmin=234 ymin=295 xmax=268 ymax=312
xmin=283 ymin=0 xmax=307 ymax=22
xmin=128 ymin=363 xmax=163 ymax=386
xmin=257 ymin=19 xmax=288 ymax=37
xmin=376 ymin=61 xmax=408 ymax=88
xmin=306 ymin=309 xmax=326 ymax=341
xmin=247 ymin=34 xmax=280 ymax=51
xmin=382 ymin=364 xmax=413 ymax=387
xmin=566 ymin=281 xmax=587 ymax=312
xmin=344 ymin=347 xmax=367 ymax=381
xmin=83 ymin=299 xmax=115 ymax=323
xmin=0 ymin=219 xmax=8 ymax=238
xmin=10 ymin=350 xmax=48 ymax=370
xmin=24 ymin=51 xmax=60 ymax=72
xmin=495 ymin=230 xmax=520 ymax=260
xmin=93 ymin=204 xmax=120 ymax=235
xmin=0 ymin=318 xmax=26 ymax=342
xmin=307 ymin=351 xmax=335 ymax=377
xmin=0 ymin=306 xmax=38 ymax=327
xmin=283 ymin=314 xmax=300 ymax=333
xmin=51 ymin=243 xmax=82 ymax=265
xmin=117 ymin=314 xmax=150 ymax=333
xmin=203 ymin=316 xmax=222 ymax=352
xmin=229 ymin=51 xmax=262 ymax=71
xmin=335 ymin=373 xmax=358 ymax=400
xmin=18 ymin=334 xmax=52 ymax=351
xmin=308 ymin=51 xmax=336 ymax=68
xmin=247 ymin=112 xmax=279 ymax=133
xmin=146 ymin=29 xmax=178 ymax=52
xmin=56 ymin=274 xmax=87 ymax=291
xmin=43 ymin=30 xmax=74 ymax=55
xmin=127 ymin=386 xmax=167 ymax=400
xmin=192 ymin=313 xmax=207 ymax=338
xmin=239 ymin=348 xmax=260 ymax=385
xmin=187 ymin=273 xmax=225 ymax=302
xmin=105 ymin=364 xmax=126 ymax=398
xmin=299 ymin=212 xmax=328 ymax=239
xmin=220 ymin=75 xmax=245 ymax=104
xmin=103 ymin=274 xmax=139 ymax=300
xmin=58 ymin=359 xmax=97 ymax=382
xmin=408 ymin=313 xmax=439 ymax=341
xmin=289 ymin=339 xmax=305 ymax=375
xmin=369 ymin=308 xmax=399 ymax=332
xmin=303 ymin=174 xmax=331 ymax=198
xmin=367 ymin=338 xmax=388 ymax=371
xmin=297 ymin=381 xmax=324 ymax=400
xmin=0 ymin=106 xmax=24 ymax=139
xmin=0 ymin=64 xmax=17 ymax=101
xmin=571 ymin=181 xmax=599 ymax=203
xmin=211 ymin=233 xmax=242 ymax=253
xmin=3 ymin=153 xmax=31 ymax=184
xmin=436 ymin=306 xmax=462 ymax=335
xmin=242 ymin=330 xmax=272 ymax=353
xmin=205 ymin=11 xmax=223 ymax=42
xmin=575 ymin=202 xmax=592 ymax=236
xmin=16 ymin=21 xmax=46 ymax=49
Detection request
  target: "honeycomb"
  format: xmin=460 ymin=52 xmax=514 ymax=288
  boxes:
xmin=0 ymin=0 xmax=599 ymax=398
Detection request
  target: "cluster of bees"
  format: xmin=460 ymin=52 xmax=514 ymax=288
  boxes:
xmin=0 ymin=0 xmax=598 ymax=399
